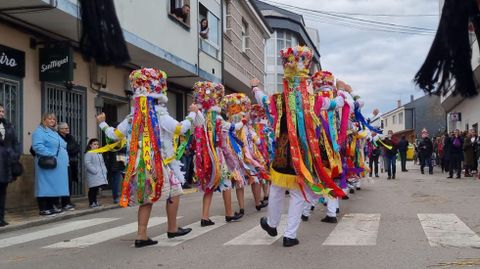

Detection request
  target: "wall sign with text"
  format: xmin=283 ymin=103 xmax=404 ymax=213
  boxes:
xmin=39 ymin=47 xmax=73 ymax=82
xmin=0 ymin=44 xmax=25 ymax=77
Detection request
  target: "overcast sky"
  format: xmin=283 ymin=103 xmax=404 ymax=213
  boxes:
xmin=263 ymin=0 xmax=440 ymax=115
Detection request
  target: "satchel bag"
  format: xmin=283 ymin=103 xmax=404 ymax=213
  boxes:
xmin=38 ymin=143 xmax=60 ymax=169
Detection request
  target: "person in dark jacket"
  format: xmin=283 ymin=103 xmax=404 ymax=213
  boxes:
xmin=382 ymin=130 xmax=399 ymax=179
xmin=57 ymin=122 xmax=81 ymax=211
xmin=0 ymin=104 xmax=21 ymax=227
xmin=105 ymin=149 xmax=126 ymax=204
xmin=418 ymin=129 xmax=434 ymax=174
xmin=398 ymin=135 xmax=409 ymax=172
xmin=447 ymin=129 xmax=463 ymax=179
xmin=463 ymin=132 xmax=474 ymax=177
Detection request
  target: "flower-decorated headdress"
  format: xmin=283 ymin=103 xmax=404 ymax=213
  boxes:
xmin=221 ymin=93 xmax=251 ymax=117
xmin=250 ymin=104 xmax=266 ymax=122
xmin=280 ymin=46 xmax=313 ymax=78
xmin=312 ymin=71 xmax=335 ymax=92
xmin=129 ymin=68 xmax=168 ymax=103
xmin=193 ymin=81 xmax=225 ymax=110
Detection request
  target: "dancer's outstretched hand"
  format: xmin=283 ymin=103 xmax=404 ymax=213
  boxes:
xmin=96 ymin=113 xmax=106 ymax=123
xmin=189 ymin=103 xmax=199 ymax=113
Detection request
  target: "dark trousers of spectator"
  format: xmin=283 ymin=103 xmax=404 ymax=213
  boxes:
xmin=441 ymin=157 xmax=449 ymax=172
xmin=37 ymin=197 xmax=56 ymax=211
xmin=399 ymin=151 xmax=407 ymax=171
xmin=386 ymin=155 xmax=397 ymax=177
xmin=449 ymin=155 xmax=462 ymax=178
xmin=60 ymin=178 xmax=74 ymax=207
xmin=88 ymin=186 xmax=100 ymax=206
xmin=111 ymin=171 xmax=123 ymax=202
xmin=369 ymin=155 xmax=379 ymax=176
xmin=0 ymin=183 xmax=7 ymax=222
xmin=420 ymin=154 xmax=433 ymax=174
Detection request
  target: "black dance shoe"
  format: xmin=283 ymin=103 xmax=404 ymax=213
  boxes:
xmin=283 ymin=237 xmax=299 ymax=247
xmin=167 ymin=227 xmax=192 ymax=239
xmin=134 ymin=238 xmax=158 ymax=248
xmin=260 ymin=217 xmax=277 ymax=237
xmin=200 ymin=219 xmax=215 ymax=227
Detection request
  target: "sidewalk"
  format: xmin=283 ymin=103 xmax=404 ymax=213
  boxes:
xmin=0 ymin=188 xmax=198 ymax=234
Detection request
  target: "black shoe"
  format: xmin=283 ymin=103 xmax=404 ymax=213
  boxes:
xmin=301 ymin=215 xmax=309 ymax=221
xmin=263 ymin=196 xmax=269 ymax=202
xmin=0 ymin=220 xmax=9 ymax=227
xmin=342 ymin=196 xmax=349 ymax=200
xmin=392 ymin=175 xmax=396 ymax=179
xmin=456 ymin=176 xmax=461 ymax=179
xmin=167 ymin=227 xmax=192 ymax=239
xmin=387 ymin=176 xmax=391 ymax=180
xmin=226 ymin=213 xmax=242 ymax=222
xmin=321 ymin=216 xmax=338 ymax=223
xmin=447 ymin=176 xmax=453 ymax=178
xmin=200 ymin=219 xmax=215 ymax=227
xmin=375 ymin=174 xmax=379 ymax=178
xmin=336 ymin=208 xmax=340 ymax=214
xmin=356 ymin=187 xmax=361 ymax=190
xmin=260 ymin=217 xmax=277 ymax=237
xmin=134 ymin=238 xmax=158 ymax=248
xmin=39 ymin=209 xmax=53 ymax=216
xmin=405 ymin=169 xmax=409 ymax=172
xmin=283 ymin=237 xmax=299 ymax=247
xmin=421 ymin=170 xmax=424 ymax=174
xmin=349 ymin=189 xmax=355 ymax=194
xmin=235 ymin=208 xmax=245 ymax=218
xmin=310 ymin=205 xmax=315 ymax=211
xmin=256 ymin=200 xmax=268 ymax=211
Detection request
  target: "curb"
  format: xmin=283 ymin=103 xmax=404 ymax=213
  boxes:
xmin=0 ymin=204 xmax=120 ymax=234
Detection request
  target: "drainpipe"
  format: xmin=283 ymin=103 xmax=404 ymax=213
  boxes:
xmin=220 ymin=0 xmax=225 ymax=85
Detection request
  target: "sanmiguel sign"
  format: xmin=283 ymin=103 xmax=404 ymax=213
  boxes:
xmin=39 ymin=47 xmax=73 ymax=82
xmin=0 ymin=44 xmax=25 ymax=77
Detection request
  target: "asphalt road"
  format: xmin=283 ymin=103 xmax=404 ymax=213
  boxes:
xmin=1 ymin=163 xmax=480 ymax=269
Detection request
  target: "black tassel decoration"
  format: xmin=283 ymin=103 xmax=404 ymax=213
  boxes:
xmin=78 ymin=0 xmax=130 ymax=66
xmin=414 ymin=0 xmax=478 ymax=98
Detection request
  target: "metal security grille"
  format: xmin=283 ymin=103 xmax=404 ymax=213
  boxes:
xmin=43 ymin=83 xmax=86 ymax=196
xmin=0 ymin=78 xmax=21 ymax=142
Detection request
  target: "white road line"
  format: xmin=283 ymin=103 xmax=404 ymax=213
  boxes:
xmin=43 ymin=217 xmax=168 ymax=248
xmin=0 ymin=218 xmax=118 ymax=248
xmin=418 ymin=214 xmax=480 ymax=248
xmin=154 ymin=216 xmax=226 ymax=247
xmin=322 ymin=213 xmax=381 ymax=246
xmin=224 ymin=215 xmax=287 ymax=245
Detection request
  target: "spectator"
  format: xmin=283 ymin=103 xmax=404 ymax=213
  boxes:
xmin=447 ymin=129 xmax=463 ymax=179
xmin=200 ymin=19 xmax=209 ymax=39
xmin=106 ymin=149 xmax=125 ymax=204
xmin=398 ymin=135 xmax=409 ymax=172
xmin=57 ymin=122 xmax=80 ymax=211
xmin=443 ymin=132 xmax=452 ymax=173
xmin=381 ymin=130 xmax=398 ymax=179
xmin=469 ymin=129 xmax=478 ymax=173
xmin=437 ymin=135 xmax=446 ymax=173
xmin=84 ymin=139 xmax=108 ymax=208
xmin=418 ymin=129 xmax=434 ymax=175
xmin=32 ymin=112 xmax=69 ymax=215
xmin=463 ymin=132 xmax=474 ymax=177
xmin=367 ymin=134 xmax=380 ymax=178
xmin=173 ymin=4 xmax=190 ymax=24
xmin=0 ymin=104 xmax=21 ymax=227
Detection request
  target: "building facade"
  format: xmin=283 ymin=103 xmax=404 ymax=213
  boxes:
xmin=254 ymin=0 xmax=322 ymax=95
xmin=0 ymin=0 xmax=223 ymax=209
xmin=222 ymin=0 xmax=271 ymax=95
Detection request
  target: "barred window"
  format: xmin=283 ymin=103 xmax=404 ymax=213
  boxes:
xmin=0 ymin=77 xmax=21 ymax=144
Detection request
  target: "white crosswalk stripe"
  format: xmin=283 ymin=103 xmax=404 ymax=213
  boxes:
xmin=223 ymin=215 xmax=287 ymax=245
xmin=43 ymin=217 xmax=168 ymax=249
xmin=418 ymin=214 xmax=480 ymax=248
xmin=322 ymin=213 xmax=381 ymax=246
xmin=0 ymin=218 xmax=118 ymax=248
xmin=154 ymin=216 xmax=226 ymax=247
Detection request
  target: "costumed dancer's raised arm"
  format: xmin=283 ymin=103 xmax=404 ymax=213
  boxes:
xmin=159 ymin=103 xmax=198 ymax=135
xmin=96 ymin=112 xmax=128 ymax=140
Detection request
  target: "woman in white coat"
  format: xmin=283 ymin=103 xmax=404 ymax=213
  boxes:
xmin=84 ymin=138 xmax=108 ymax=207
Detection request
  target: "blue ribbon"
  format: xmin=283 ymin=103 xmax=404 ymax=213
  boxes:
xmin=228 ymin=124 xmax=243 ymax=154
xmin=327 ymin=100 xmax=339 ymax=152
xmin=354 ymin=103 xmax=383 ymax=134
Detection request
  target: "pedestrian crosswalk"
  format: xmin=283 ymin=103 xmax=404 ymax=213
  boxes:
xmin=1 ymin=213 xmax=480 ymax=250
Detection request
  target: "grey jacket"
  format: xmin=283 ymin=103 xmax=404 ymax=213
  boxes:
xmin=84 ymin=152 xmax=108 ymax=188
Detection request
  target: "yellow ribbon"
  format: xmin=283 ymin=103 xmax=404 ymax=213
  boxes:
xmin=90 ymin=129 xmax=126 ymax=153
xmin=163 ymin=124 xmax=182 ymax=165
xmin=377 ymin=138 xmax=393 ymax=150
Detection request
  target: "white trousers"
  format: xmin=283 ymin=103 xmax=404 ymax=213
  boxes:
xmin=326 ymin=196 xmax=339 ymax=217
xmin=267 ymin=184 xmax=304 ymax=239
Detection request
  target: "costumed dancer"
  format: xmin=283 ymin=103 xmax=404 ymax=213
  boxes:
xmin=191 ymin=81 xmax=243 ymax=226
xmin=221 ymin=93 xmax=269 ymax=214
xmin=254 ymin=46 xmax=345 ymax=247
xmin=95 ymin=68 xmax=194 ymax=247
xmin=251 ymin=103 xmax=275 ymax=204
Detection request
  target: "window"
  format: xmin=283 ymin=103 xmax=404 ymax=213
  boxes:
xmin=0 ymin=77 xmax=21 ymax=145
xmin=241 ymin=19 xmax=249 ymax=52
xmin=199 ymin=4 xmax=220 ymax=59
xmin=264 ymin=30 xmax=299 ymax=93
xmin=222 ymin=0 xmax=228 ymax=34
xmin=385 ymin=118 xmax=388 ymax=127
xmin=399 ymin=112 xmax=403 ymax=124
xmin=170 ymin=0 xmax=190 ymax=27
xmin=393 ymin=115 xmax=396 ymax=124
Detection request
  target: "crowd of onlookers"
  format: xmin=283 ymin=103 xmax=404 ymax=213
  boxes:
xmin=415 ymin=128 xmax=479 ymax=179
